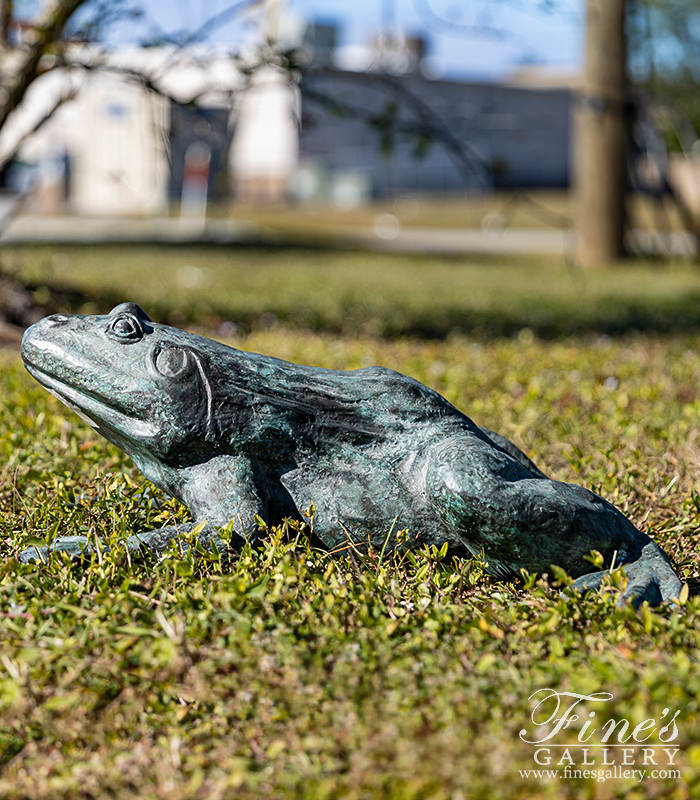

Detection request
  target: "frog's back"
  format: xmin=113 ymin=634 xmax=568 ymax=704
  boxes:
xmin=208 ymin=347 xmax=476 ymax=451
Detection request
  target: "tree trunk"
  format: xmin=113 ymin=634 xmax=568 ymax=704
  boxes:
xmin=0 ymin=1 xmax=12 ymax=48
xmin=576 ymin=0 xmax=628 ymax=266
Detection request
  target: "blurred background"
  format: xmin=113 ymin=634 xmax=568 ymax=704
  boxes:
xmin=1 ymin=0 xmax=700 ymax=341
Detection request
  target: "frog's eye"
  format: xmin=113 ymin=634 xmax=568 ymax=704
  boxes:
xmin=155 ymin=346 xmax=189 ymax=378
xmin=107 ymin=314 xmax=143 ymax=343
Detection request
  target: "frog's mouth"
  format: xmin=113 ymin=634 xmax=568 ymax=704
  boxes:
xmin=24 ymin=362 xmax=158 ymax=441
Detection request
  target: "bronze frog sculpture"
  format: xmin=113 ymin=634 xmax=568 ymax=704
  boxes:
xmin=19 ymin=303 xmax=682 ymax=607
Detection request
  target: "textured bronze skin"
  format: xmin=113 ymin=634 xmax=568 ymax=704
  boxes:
xmin=19 ymin=304 xmax=682 ymax=607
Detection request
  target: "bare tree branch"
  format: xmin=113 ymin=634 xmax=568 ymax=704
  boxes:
xmin=0 ymin=0 xmax=88 ymax=131
xmin=183 ymin=0 xmax=262 ymax=46
xmin=137 ymin=0 xmax=263 ymax=48
xmin=0 ymin=80 xmax=79 ymax=171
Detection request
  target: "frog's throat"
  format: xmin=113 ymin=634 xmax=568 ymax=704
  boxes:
xmin=24 ymin=363 xmax=158 ymax=440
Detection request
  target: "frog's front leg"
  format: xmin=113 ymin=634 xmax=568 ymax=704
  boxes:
xmin=17 ymin=522 xmax=226 ymax=564
xmin=126 ymin=522 xmax=227 ymax=558
xmin=19 ymin=536 xmax=109 ymax=563
xmin=127 ymin=455 xmax=267 ymax=557
xmin=179 ymin=454 xmax=267 ymax=545
xmin=19 ymin=455 xmax=267 ymax=564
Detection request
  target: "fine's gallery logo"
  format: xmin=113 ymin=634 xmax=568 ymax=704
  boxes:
xmin=518 ymin=689 xmax=682 ymax=783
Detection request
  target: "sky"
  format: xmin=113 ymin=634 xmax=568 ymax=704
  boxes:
xmin=106 ymin=0 xmax=584 ymax=82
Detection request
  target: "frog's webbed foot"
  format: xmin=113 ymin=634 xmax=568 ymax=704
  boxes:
xmin=571 ymin=541 xmax=683 ymax=608
xmin=17 ymin=523 xmax=229 ymax=564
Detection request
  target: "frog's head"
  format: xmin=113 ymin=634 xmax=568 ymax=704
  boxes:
xmin=21 ymin=303 xmax=223 ymax=470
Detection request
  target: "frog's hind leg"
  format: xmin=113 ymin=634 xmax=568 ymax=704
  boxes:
xmin=426 ymin=435 xmax=682 ymax=606
xmin=425 ymin=433 xmax=544 ymax=581
xmin=477 ymin=427 xmax=548 ymax=479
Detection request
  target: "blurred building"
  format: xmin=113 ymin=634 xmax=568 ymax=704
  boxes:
xmin=296 ymin=23 xmax=573 ymax=204
xmin=297 ymin=69 xmax=571 ymax=203
xmin=0 ymin=47 xmax=243 ymax=217
xmin=0 ymin=30 xmax=576 ymax=217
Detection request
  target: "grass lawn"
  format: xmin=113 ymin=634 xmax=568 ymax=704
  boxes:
xmin=5 ymin=244 xmax=700 ymax=339
xmin=0 ymin=246 xmax=700 ymax=798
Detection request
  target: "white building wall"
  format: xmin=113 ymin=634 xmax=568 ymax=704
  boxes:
xmin=230 ymin=68 xmax=299 ymax=200
xmin=72 ymin=75 xmax=169 ymax=216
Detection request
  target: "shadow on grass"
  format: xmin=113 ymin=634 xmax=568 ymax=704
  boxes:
xmin=23 ymin=283 xmax=700 ymax=341
xmin=7 ymin=255 xmax=700 ymax=341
